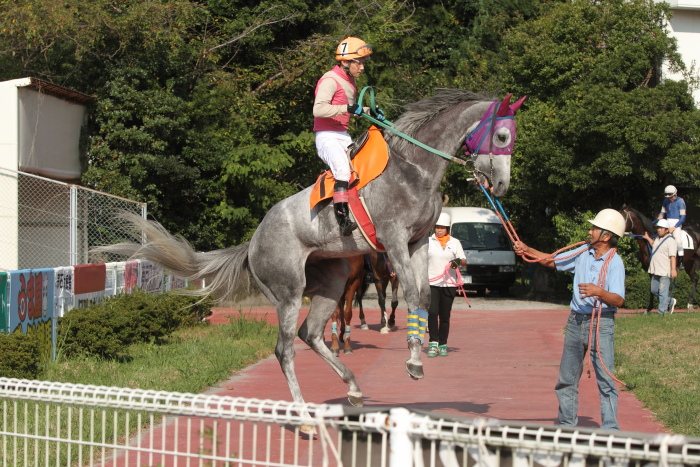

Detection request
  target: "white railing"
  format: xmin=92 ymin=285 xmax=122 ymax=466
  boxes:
xmin=2 ymin=378 xmax=700 ymax=467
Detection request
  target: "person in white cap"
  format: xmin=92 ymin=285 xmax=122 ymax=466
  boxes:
xmin=643 ymin=219 xmax=678 ymax=314
xmin=657 ymin=185 xmax=686 ymax=264
xmin=426 ymin=211 xmax=466 ymax=358
xmin=513 ymin=208 xmax=626 ymax=430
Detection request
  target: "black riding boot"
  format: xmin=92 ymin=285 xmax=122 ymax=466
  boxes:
xmin=334 ymin=201 xmax=357 ymax=236
xmin=333 ymin=181 xmax=357 ymax=236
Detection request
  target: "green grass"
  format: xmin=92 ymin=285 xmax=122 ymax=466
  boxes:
xmin=44 ymin=311 xmax=277 ymax=393
xmin=616 ymin=312 xmax=700 ymax=436
xmin=1 ymin=313 xmax=277 ymax=467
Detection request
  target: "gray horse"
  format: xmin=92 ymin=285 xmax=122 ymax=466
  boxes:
xmin=102 ymin=89 xmax=524 ymax=408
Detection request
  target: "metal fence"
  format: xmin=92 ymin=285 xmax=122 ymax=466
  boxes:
xmin=2 ymin=378 xmax=699 ymax=467
xmin=0 ymin=167 xmax=146 ymax=271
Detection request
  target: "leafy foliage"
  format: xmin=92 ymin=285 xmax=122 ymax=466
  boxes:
xmin=0 ymin=332 xmax=41 ymax=379
xmin=0 ymin=0 xmax=698 ymax=256
xmin=57 ymin=291 xmax=213 ymax=359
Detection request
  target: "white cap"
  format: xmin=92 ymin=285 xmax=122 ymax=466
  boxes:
xmin=656 ymin=219 xmax=671 ymax=229
xmin=664 ymin=185 xmax=677 ymax=198
xmin=436 ymin=212 xmax=451 ymax=227
xmin=588 ymin=209 xmax=626 ymax=238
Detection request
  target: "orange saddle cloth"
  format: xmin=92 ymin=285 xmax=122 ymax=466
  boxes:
xmin=309 ymin=126 xmax=389 ymax=209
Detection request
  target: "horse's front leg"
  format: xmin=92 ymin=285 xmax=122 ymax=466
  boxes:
xmin=385 ymin=236 xmax=430 ymax=380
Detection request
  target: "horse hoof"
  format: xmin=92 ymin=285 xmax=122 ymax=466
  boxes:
xmin=405 ymin=360 xmax=424 ymax=380
xmin=331 ymin=348 xmax=339 ymax=357
xmin=388 ymin=320 xmax=395 ymax=328
xmin=347 ymin=391 xmax=363 ymax=407
xmin=344 ymin=348 xmax=353 ymax=355
xmin=300 ymin=425 xmax=317 ymax=435
xmin=360 ymin=324 xmax=369 ymax=330
xmin=380 ymin=327 xmax=390 ymax=334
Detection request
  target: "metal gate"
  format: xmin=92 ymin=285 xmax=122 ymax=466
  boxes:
xmin=2 ymin=378 xmax=700 ymax=466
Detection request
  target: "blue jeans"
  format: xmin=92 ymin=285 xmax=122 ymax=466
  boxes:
xmin=650 ymin=275 xmax=671 ymax=313
xmin=555 ymin=312 xmax=619 ymax=430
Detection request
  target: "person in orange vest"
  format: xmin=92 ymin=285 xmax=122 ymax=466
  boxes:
xmin=313 ymin=37 xmax=384 ymax=236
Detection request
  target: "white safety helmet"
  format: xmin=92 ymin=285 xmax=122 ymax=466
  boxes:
xmin=656 ymin=219 xmax=671 ymax=229
xmin=588 ymin=209 xmax=626 ymax=238
xmin=436 ymin=212 xmax=451 ymax=227
xmin=664 ymin=185 xmax=677 ymax=198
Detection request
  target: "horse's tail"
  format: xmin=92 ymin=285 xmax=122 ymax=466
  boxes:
xmin=92 ymin=213 xmax=250 ymax=301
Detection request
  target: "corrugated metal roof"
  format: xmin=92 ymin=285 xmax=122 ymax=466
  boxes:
xmin=25 ymin=77 xmax=94 ymax=105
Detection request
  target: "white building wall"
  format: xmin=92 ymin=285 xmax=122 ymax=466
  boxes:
xmin=18 ymin=87 xmax=85 ymax=180
xmin=659 ymin=2 xmax=700 ymax=105
xmin=0 ymin=81 xmax=21 ymax=270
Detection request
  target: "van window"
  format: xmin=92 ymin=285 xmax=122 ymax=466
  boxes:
xmin=451 ymin=222 xmax=511 ymax=251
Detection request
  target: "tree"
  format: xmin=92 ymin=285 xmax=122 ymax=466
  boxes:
xmin=492 ymin=0 xmax=700 ymax=249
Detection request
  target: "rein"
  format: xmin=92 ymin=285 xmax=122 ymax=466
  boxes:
xmin=357 ymin=86 xmax=504 ymax=167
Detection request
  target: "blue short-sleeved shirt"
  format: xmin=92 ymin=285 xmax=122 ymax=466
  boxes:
xmin=555 ymin=245 xmax=625 ymax=315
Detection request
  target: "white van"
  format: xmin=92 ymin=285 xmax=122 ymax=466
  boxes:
xmin=441 ymin=207 xmax=516 ymax=295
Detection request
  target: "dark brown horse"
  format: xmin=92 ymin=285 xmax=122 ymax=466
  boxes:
xmin=358 ymin=252 xmax=400 ymax=333
xmin=620 ymin=204 xmax=700 ymax=310
xmin=329 ymin=256 xmax=369 ymax=356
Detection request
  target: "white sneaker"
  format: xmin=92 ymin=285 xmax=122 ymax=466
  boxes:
xmin=669 ymin=298 xmax=676 ymax=314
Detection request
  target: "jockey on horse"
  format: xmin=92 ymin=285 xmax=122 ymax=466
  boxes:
xmin=313 ymin=36 xmax=386 ymax=236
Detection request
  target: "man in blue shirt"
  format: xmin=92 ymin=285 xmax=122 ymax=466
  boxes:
xmin=657 ymin=184 xmax=686 ymax=262
xmin=513 ymin=209 xmax=626 ymax=430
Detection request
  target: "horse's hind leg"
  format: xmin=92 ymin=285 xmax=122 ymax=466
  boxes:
xmin=300 ymin=260 xmax=363 ymax=406
xmin=686 ymin=252 xmax=699 ymax=310
xmin=330 ymin=305 xmax=341 ymax=357
xmin=376 ymin=281 xmax=390 ymax=334
xmin=388 ymin=279 xmax=399 ymax=329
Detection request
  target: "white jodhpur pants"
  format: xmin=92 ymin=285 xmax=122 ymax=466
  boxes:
xmin=668 ymin=218 xmax=684 ymax=256
xmin=315 ymin=130 xmax=352 ymax=182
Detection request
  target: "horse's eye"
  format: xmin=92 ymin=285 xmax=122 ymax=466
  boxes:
xmin=492 ymin=128 xmax=512 ymax=148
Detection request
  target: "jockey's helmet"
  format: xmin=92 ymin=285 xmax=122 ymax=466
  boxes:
xmin=588 ymin=209 xmax=626 ymax=238
xmin=664 ymin=185 xmax=677 ymax=198
xmin=335 ymin=37 xmax=372 ymax=61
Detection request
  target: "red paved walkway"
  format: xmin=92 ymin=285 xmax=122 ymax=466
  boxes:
xmin=207 ymin=305 xmax=667 ymax=433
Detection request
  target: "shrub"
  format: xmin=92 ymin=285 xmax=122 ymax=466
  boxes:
xmin=57 ymin=291 xmax=213 ymax=359
xmin=0 ymin=332 xmax=41 ymax=379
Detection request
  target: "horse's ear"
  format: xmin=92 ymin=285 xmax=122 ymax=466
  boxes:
xmin=496 ymin=93 xmax=513 ymax=117
xmin=510 ymin=95 xmax=527 ymax=113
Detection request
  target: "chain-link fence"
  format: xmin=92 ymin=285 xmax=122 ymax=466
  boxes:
xmin=0 ymin=167 xmax=146 ymax=271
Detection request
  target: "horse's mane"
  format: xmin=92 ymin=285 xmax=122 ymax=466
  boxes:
xmin=386 ymin=89 xmax=492 ymax=155
xmin=629 ymin=206 xmax=656 ymax=233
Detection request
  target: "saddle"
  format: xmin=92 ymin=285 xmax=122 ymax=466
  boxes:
xmin=309 ymin=125 xmax=389 ymax=251
xmin=681 ymin=231 xmax=694 ymax=250
xmin=309 ymin=126 xmax=389 ymax=207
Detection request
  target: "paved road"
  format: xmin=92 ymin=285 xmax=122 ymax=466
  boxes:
xmin=207 ymin=297 xmax=667 ymax=434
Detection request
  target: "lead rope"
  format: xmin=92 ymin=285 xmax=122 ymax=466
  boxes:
xmin=429 ymin=264 xmax=471 ymax=308
xmin=588 ymin=248 xmax=633 ymax=389
xmin=475 ymin=179 xmax=587 ymax=261
xmin=475 ymin=179 xmax=631 ymax=389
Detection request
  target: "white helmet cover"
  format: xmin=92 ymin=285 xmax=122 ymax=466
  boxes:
xmin=588 ymin=209 xmax=626 ymax=238
xmin=664 ymin=185 xmax=677 ymax=198
xmin=656 ymin=219 xmax=671 ymax=229
xmin=436 ymin=212 xmax=451 ymax=227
